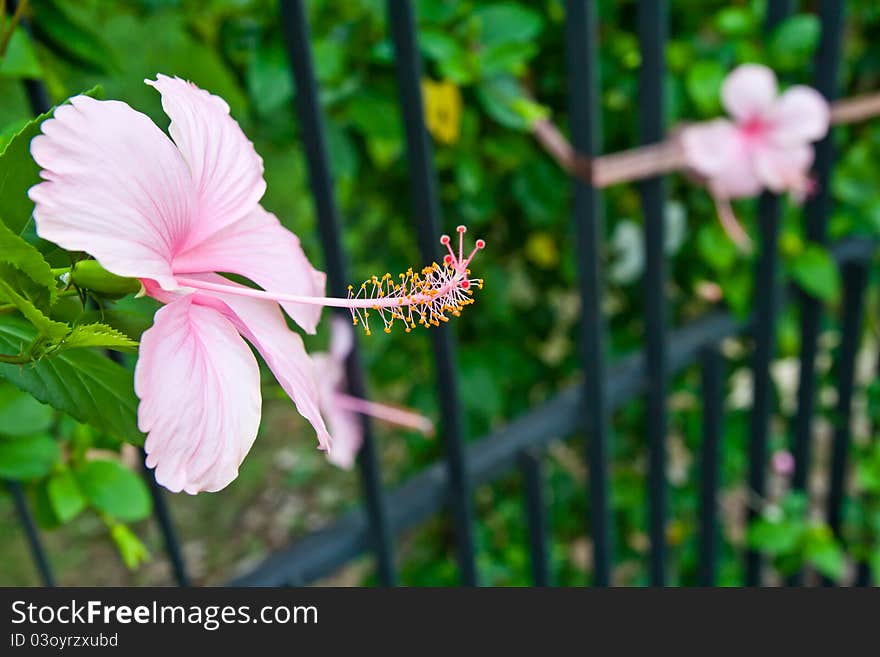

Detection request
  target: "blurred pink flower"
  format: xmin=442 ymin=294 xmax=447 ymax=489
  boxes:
xmin=681 ymin=64 xmax=830 ymax=249
xmin=29 ymin=76 xmax=332 ymax=494
xmin=314 ymin=318 xmax=433 ymax=469
xmin=772 ymin=450 xmax=795 ymax=477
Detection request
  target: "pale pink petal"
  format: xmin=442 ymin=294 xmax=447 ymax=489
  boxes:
xmin=680 ymin=119 xmax=740 ymax=177
xmin=681 ymin=120 xmax=762 ymax=198
xmin=29 ymin=95 xmax=193 ymax=289
xmin=185 ymin=273 xmax=332 ymax=451
xmin=135 ymin=294 xmax=262 ymax=494
xmin=766 ymin=86 xmax=830 ymax=145
xmin=329 ymin=315 xmax=355 ymax=362
xmin=171 ymin=205 xmax=326 ymax=334
xmin=146 ymin=74 xmax=266 ymax=246
xmin=310 ymin=352 xmax=361 ymax=470
xmin=721 ymin=64 xmax=778 ymax=122
xmin=752 ymin=143 xmax=814 ymax=194
xmin=324 ymin=399 xmax=362 ymax=469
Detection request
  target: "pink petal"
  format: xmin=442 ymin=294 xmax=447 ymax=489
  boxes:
xmin=172 ymin=205 xmax=326 ymax=334
xmin=681 ymin=120 xmax=762 ymax=198
xmin=752 ymin=143 xmax=814 ymax=194
xmin=680 ymin=119 xmax=740 ymax=177
xmin=29 ymin=95 xmax=193 ymax=289
xmin=721 ymin=64 xmax=778 ymax=122
xmin=766 ymin=86 xmax=830 ymax=145
xmin=135 ymin=295 xmax=262 ymax=494
xmin=310 ymin=352 xmax=361 ymax=470
xmin=185 ymin=273 xmax=332 ymax=451
xmin=329 ymin=315 xmax=355 ymax=362
xmin=146 ymin=75 xmax=266 ymax=247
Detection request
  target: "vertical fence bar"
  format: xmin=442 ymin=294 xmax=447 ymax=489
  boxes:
xmin=637 ymin=0 xmax=670 ymax=586
xmin=826 ymin=263 xmax=868 ymax=540
xmin=788 ymin=0 xmax=845 ymax=586
xmin=855 ymin=350 xmax=880 ymax=587
xmin=386 ymin=0 xmax=478 ymax=585
xmin=792 ymin=0 xmax=845 ymax=489
xmin=281 ymin=0 xmax=397 ymax=585
xmin=518 ymin=450 xmax=552 ymax=586
xmin=564 ymin=0 xmax=613 ymax=586
xmin=744 ymin=191 xmax=782 ymax=586
xmin=7 ymin=481 xmax=55 ymax=586
xmin=698 ymin=346 xmax=724 ymax=586
xmin=743 ymin=1 xmax=794 ymax=587
xmin=140 ymin=452 xmax=190 ymax=586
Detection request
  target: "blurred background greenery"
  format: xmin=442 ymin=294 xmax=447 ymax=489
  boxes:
xmin=1 ymin=0 xmax=879 ymax=586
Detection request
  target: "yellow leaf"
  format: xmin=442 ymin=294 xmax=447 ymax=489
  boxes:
xmin=422 ymin=78 xmax=462 ymax=145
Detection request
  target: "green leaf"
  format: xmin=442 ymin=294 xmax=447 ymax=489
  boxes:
xmin=0 ymin=29 xmax=42 ymax=79
xmin=0 ymin=220 xmax=57 ymax=307
xmin=686 ymin=61 xmax=726 ymax=116
xmin=871 ymin=548 xmax=880 ymax=585
xmin=479 ymin=42 xmax=538 ymax=77
xmin=473 ymin=4 xmax=544 ymax=47
xmin=30 ymin=0 xmax=118 ymax=73
xmin=0 ymin=315 xmax=143 ymax=446
xmin=0 ymin=434 xmax=59 ymax=480
xmin=747 ymin=517 xmax=801 ymax=556
xmin=789 ymin=245 xmax=841 ymax=302
xmin=0 ymin=85 xmax=102 ymax=237
xmin=476 ymin=77 xmax=531 ymax=130
xmin=418 ymin=29 xmax=461 ymax=62
xmin=805 ymin=527 xmax=847 ymax=581
xmin=58 ymin=323 xmax=138 ymax=353
xmin=47 ymin=470 xmax=86 ymax=523
xmin=76 ymin=460 xmax=151 ymax=522
xmin=109 ymin=523 xmax=151 ymax=569
xmin=768 ymin=14 xmax=821 ymax=72
xmin=246 ymin=43 xmax=294 ymax=117
xmin=0 ymin=382 xmax=53 ymax=436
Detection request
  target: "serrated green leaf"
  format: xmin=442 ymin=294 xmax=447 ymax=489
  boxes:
xmin=0 ymin=381 xmax=53 ymax=436
xmin=0 ymin=85 xmax=102 ymax=237
xmin=76 ymin=460 xmax=151 ymax=522
xmin=0 ymin=315 xmax=143 ymax=446
xmin=0 ymin=219 xmax=57 ymax=307
xmin=0 ymin=434 xmax=59 ymax=480
xmin=47 ymin=469 xmax=86 ymax=523
xmin=59 ymin=323 xmax=138 ymax=354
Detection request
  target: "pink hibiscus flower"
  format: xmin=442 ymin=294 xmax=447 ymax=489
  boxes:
xmin=315 ymin=317 xmax=433 ymax=470
xmin=28 ymin=76 xmax=483 ymax=494
xmin=681 ymin=64 xmax=830 ymax=248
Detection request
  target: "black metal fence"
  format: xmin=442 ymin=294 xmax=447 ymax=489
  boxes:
xmin=8 ymin=0 xmax=878 ymax=587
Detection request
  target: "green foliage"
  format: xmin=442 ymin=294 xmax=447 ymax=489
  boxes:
xmin=0 ymin=434 xmax=59 ymax=480
xmin=748 ymin=493 xmax=847 ymax=581
xmin=787 ymin=245 xmax=842 ymax=303
xmin=0 ymin=315 xmax=143 ymax=446
xmin=76 ymin=460 xmax=152 ymax=522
